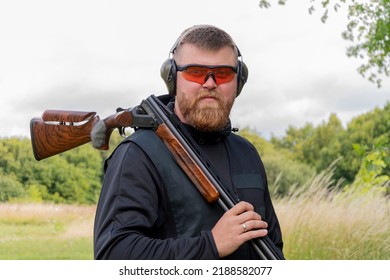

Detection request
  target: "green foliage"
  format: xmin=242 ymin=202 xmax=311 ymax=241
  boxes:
xmin=345 ymin=134 xmax=390 ymax=195
xmin=272 ymin=113 xmax=345 ymax=172
xmin=0 ymin=174 xmax=25 ymax=202
xmin=0 ymin=128 xmax=127 ymax=204
xmin=25 ymin=184 xmax=45 ymax=203
xmin=259 ymin=0 xmax=390 ymax=87
xmin=0 ymin=137 xmax=106 ymax=204
xmin=343 ymin=0 xmax=390 ymax=87
xmin=340 ymin=101 xmax=390 ymax=181
xmin=271 ymin=114 xmax=346 ymax=180
xmin=271 ymin=102 xmax=390 ymax=188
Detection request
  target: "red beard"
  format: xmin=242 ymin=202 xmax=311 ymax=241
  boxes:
xmin=177 ymin=90 xmax=234 ymax=132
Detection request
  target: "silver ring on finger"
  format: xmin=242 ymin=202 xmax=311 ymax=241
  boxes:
xmin=242 ymin=223 xmax=247 ymax=233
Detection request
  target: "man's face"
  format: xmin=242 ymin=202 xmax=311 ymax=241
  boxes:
xmin=174 ymin=44 xmax=238 ymax=132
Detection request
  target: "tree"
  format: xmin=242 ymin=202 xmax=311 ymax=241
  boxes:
xmin=272 ymin=114 xmax=346 ymax=176
xmin=271 ymin=101 xmax=389 ymax=185
xmin=349 ymin=137 xmax=390 ymax=195
xmin=259 ymin=0 xmax=390 ymax=87
xmin=0 ymin=173 xmax=25 ymax=202
xmin=0 ymin=136 xmax=106 ymax=204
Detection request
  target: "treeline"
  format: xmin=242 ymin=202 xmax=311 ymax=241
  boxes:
xmin=0 ymin=134 xmax=122 ymax=204
xmin=0 ymin=102 xmax=389 ymax=203
xmin=249 ymin=101 xmax=390 ymax=196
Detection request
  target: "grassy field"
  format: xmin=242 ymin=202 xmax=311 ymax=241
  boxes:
xmin=275 ymin=171 xmax=390 ymax=260
xmin=0 ymin=173 xmax=389 ymax=260
xmin=0 ymin=203 xmax=95 ymax=259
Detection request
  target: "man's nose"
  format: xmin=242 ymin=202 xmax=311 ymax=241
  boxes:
xmin=202 ymin=73 xmax=217 ymax=88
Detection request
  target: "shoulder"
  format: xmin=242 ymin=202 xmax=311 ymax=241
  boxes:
xmin=226 ymin=132 xmax=264 ymax=167
xmin=104 ymin=129 xmax=156 ymax=172
xmin=112 ymin=129 xmax=159 ymax=153
xmin=228 ymin=132 xmax=257 ymax=152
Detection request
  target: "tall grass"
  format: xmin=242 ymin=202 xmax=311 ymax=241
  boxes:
xmin=274 ymin=168 xmax=390 ymax=259
xmin=0 ymin=170 xmax=389 ymax=259
xmin=0 ymin=203 xmax=95 ymax=259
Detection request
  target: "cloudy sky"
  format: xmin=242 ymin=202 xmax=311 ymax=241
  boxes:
xmin=1 ymin=0 xmax=389 ymax=140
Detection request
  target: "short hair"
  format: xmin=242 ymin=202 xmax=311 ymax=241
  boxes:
xmin=173 ymin=25 xmax=238 ymax=57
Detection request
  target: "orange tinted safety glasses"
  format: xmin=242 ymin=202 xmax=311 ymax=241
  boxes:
xmin=176 ymin=63 xmax=237 ymax=85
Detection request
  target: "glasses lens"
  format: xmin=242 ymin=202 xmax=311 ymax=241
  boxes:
xmin=181 ymin=66 xmax=236 ymax=85
xmin=213 ymin=68 xmax=236 ymax=83
xmin=181 ymin=66 xmax=208 ymax=84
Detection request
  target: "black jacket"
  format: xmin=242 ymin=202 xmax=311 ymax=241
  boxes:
xmin=93 ymin=101 xmax=283 ymax=260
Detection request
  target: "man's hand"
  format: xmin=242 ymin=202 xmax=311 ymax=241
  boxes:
xmin=211 ymin=201 xmax=268 ymax=258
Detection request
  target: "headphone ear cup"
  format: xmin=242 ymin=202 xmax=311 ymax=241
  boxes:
xmin=236 ymin=60 xmax=248 ymax=96
xmin=160 ymin=58 xmax=177 ymax=96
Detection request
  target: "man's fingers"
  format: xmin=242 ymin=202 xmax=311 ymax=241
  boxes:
xmin=228 ymin=201 xmax=255 ymax=215
xmin=239 ymin=220 xmax=268 ymax=234
xmin=238 ymin=210 xmax=262 ymax=224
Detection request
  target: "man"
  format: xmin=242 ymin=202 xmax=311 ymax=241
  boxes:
xmin=94 ymin=24 xmax=284 ymax=259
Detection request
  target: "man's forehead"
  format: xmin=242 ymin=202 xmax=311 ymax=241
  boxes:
xmin=174 ymin=44 xmax=237 ymax=65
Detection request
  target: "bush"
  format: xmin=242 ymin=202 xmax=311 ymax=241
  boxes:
xmin=0 ymin=174 xmax=25 ymax=201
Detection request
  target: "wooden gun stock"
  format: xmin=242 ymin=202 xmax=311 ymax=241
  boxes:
xmin=30 ymin=110 xmax=99 ymax=160
xmin=30 ymin=109 xmax=136 ymax=161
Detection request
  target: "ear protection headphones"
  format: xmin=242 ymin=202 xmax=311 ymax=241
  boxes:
xmin=160 ymin=37 xmax=249 ymax=97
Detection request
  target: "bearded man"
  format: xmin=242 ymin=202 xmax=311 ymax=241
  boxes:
xmin=93 ymin=24 xmax=284 ymax=260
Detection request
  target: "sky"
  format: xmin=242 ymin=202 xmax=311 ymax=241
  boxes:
xmin=0 ymin=0 xmax=389 ymax=140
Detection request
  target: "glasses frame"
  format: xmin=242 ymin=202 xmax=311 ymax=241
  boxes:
xmin=175 ymin=62 xmax=238 ymax=85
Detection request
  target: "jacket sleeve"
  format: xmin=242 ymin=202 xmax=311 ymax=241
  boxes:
xmin=93 ymin=140 xmax=220 ymax=260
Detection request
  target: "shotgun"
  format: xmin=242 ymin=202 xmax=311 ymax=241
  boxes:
xmin=30 ymin=94 xmax=284 ymax=260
